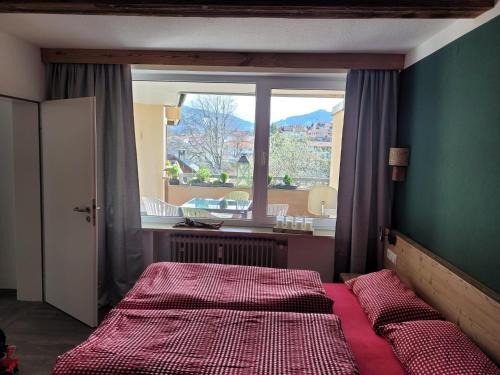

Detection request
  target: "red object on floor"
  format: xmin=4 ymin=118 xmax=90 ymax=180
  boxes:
xmin=0 ymin=346 xmax=19 ymax=374
xmin=323 ymin=283 xmax=405 ymax=375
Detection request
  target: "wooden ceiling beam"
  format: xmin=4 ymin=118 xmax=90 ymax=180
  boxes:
xmin=0 ymin=1 xmax=494 ymax=19
xmin=41 ymin=49 xmax=406 ymax=70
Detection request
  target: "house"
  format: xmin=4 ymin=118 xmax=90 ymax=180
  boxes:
xmin=307 ymin=122 xmax=332 ymax=140
xmin=0 ymin=2 xmax=499 ymax=374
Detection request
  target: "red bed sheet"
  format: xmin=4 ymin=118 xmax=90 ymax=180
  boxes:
xmin=52 ymin=308 xmax=359 ymax=375
xmin=118 ymin=262 xmax=333 ymax=313
xmin=324 ymin=283 xmax=405 ymax=375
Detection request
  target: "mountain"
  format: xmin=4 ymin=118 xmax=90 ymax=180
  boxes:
xmin=273 ymin=109 xmax=332 ymax=127
xmin=174 ymin=105 xmax=254 ymax=132
xmin=171 ymin=106 xmax=331 ymax=133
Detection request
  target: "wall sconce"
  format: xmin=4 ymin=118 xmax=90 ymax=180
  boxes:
xmin=389 ymin=147 xmax=409 ymax=182
xmin=165 ymin=105 xmax=181 ymax=126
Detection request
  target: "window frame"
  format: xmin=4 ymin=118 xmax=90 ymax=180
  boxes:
xmin=133 ymin=70 xmax=346 ymax=228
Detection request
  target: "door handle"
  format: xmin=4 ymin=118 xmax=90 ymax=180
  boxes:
xmin=73 ymin=206 xmax=91 ymax=213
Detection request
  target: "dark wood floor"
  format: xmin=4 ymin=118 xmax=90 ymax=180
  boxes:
xmin=0 ymin=295 xmax=94 ymax=374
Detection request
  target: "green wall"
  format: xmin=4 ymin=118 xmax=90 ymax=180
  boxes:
xmin=394 ymin=15 xmax=500 ymax=293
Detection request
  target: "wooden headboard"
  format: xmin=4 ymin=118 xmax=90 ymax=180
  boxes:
xmin=384 ymin=230 xmax=500 ymax=364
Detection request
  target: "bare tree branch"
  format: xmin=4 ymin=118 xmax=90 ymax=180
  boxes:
xmin=180 ymin=95 xmax=237 ymax=174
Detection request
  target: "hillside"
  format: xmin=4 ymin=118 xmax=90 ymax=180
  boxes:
xmin=273 ymin=109 xmax=332 ymax=127
xmin=175 ymin=105 xmax=254 ymax=132
xmin=173 ymin=106 xmax=332 ymax=133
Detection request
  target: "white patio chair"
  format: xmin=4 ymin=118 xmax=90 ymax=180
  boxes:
xmin=223 ymin=190 xmax=250 ymax=201
xmin=307 ymin=186 xmax=337 ymax=217
xmin=141 ymin=197 xmax=181 ymax=217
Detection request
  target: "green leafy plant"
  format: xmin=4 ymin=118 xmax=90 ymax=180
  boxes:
xmin=268 ymin=175 xmax=273 ymax=186
xmin=171 ymin=164 xmax=181 ymax=179
xmin=164 ymin=160 xmax=173 ymax=178
xmin=283 ymin=174 xmax=293 ymax=186
xmin=196 ymin=165 xmax=211 ymax=183
xmin=220 ymin=172 xmax=229 ymax=184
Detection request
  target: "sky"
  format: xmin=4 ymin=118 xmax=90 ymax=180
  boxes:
xmin=184 ymin=94 xmax=343 ymax=123
xmin=270 ymin=97 xmax=343 ymax=123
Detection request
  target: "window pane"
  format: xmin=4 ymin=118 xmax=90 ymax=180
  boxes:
xmin=267 ymin=89 xmax=344 ymax=225
xmin=133 ymin=81 xmax=256 ymax=220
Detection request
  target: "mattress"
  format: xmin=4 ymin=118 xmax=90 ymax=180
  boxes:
xmin=52 ymin=308 xmax=359 ymax=375
xmin=117 ymin=262 xmax=333 ymax=313
xmin=324 ymin=283 xmax=405 ymax=375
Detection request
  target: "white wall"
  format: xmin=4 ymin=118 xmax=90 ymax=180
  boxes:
xmin=0 ymin=30 xmax=45 ymax=101
xmin=0 ymin=99 xmax=17 ymax=289
xmin=405 ymin=2 xmax=500 ymax=67
xmin=134 ymin=103 xmax=165 ymax=200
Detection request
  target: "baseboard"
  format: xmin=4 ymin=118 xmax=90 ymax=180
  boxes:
xmin=0 ymin=289 xmax=16 ymax=297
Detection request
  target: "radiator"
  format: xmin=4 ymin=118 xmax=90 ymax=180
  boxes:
xmin=169 ymin=234 xmax=287 ymax=268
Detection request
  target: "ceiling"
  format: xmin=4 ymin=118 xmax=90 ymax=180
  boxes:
xmin=133 ymin=81 xmax=256 ymax=105
xmin=132 ymin=80 xmax=346 ymax=105
xmin=0 ymin=14 xmax=454 ymax=53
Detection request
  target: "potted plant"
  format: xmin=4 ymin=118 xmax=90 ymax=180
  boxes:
xmin=283 ymin=174 xmax=293 ymax=186
xmin=191 ymin=165 xmax=212 ymax=186
xmin=217 ymin=171 xmax=234 ymax=187
xmin=275 ymin=174 xmax=298 ymax=190
xmin=169 ymin=164 xmax=181 ymax=185
xmin=163 ymin=160 xmax=172 ymax=177
xmin=268 ymin=175 xmax=273 ymax=187
xmin=164 ymin=160 xmax=181 ymax=185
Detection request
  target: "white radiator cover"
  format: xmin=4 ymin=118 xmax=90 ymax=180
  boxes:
xmin=169 ymin=234 xmax=287 ymax=268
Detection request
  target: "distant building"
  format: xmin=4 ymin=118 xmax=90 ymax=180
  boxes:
xmin=307 ymin=122 xmax=332 ymax=139
xmin=282 ymin=124 xmax=308 ymax=133
xmin=225 ymin=140 xmax=254 ymax=158
xmin=166 ymin=154 xmax=196 ymax=173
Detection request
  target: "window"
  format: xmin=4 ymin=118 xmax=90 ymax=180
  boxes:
xmin=133 ymin=73 xmax=345 ymax=229
xmin=267 ymin=89 xmax=344 ymax=220
xmin=165 ymin=88 xmax=256 ymax=220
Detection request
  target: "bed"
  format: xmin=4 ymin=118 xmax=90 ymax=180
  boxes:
xmin=52 ymin=308 xmax=359 ymax=375
xmin=384 ymin=230 xmax=500 ymax=364
xmin=52 ymin=276 xmax=406 ymax=374
xmin=324 ymin=283 xmax=405 ymax=375
xmin=117 ymin=262 xmax=334 ymax=313
xmin=54 ymin=229 xmax=500 ymax=374
xmin=52 ymin=262 xmax=403 ymax=374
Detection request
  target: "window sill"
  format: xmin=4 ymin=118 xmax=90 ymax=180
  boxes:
xmin=141 ymin=221 xmax=335 ymax=239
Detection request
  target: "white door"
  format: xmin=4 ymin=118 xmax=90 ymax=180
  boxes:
xmin=41 ymin=97 xmax=98 ymax=327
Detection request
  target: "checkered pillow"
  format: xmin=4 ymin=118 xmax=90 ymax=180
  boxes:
xmin=380 ymin=320 xmax=500 ymax=375
xmin=345 ymin=270 xmax=443 ymax=332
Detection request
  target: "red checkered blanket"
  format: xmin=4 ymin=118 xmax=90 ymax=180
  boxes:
xmin=117 ymin=262 xmax=333 ymax=313
xmin=52 ymin=309 xmax=359 ymax=375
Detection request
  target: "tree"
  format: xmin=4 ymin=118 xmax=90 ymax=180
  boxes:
xmin=268 ymin=125 xmax=330 ymax=185
xmin=181 ymin=95 xmax=237 ymax=174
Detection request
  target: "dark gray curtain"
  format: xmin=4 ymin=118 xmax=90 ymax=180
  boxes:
xmin=334 ymin=70 xmax=399 ymax=278
xmin=47 ymin=64 xmax=143 ymax=306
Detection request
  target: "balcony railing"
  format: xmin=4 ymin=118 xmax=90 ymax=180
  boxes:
xmin=172 ymin=173 xmax=330 ymax=189
xmin=165 ymin=183 xmax=310 ymax=217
